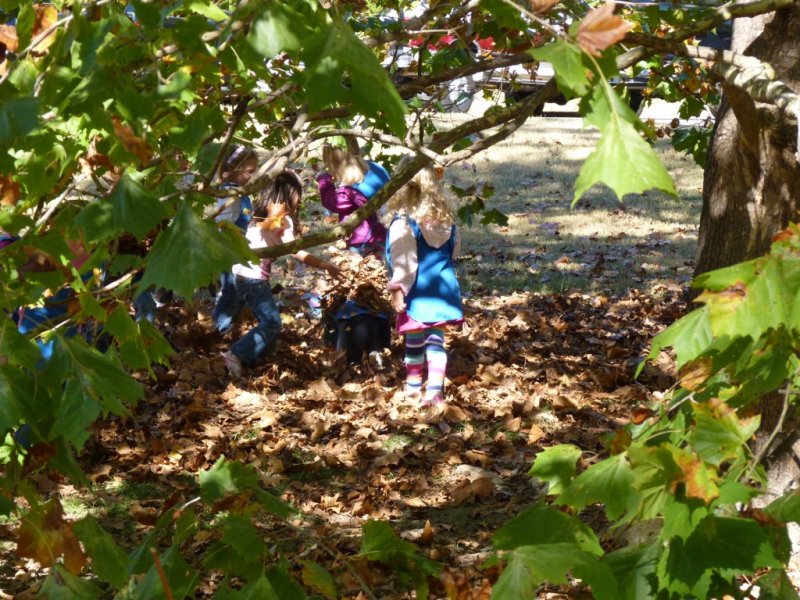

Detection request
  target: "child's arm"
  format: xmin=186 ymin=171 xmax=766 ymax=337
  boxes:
xmin=293 ymin=250 xmax=341 ymax=279
xmin=387 ymin=219 xmax=417 ymax=313
xmin=317 ymin=173 xmax=361 ymax=215
xmin=278 ymin=218 xmax=342 ymax=278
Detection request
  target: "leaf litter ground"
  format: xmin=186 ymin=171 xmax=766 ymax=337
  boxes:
xmin=1 ymin=277 xmax=685 ymax=599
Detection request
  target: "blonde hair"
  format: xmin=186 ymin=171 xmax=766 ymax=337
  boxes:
xmin=322 ymin=143 xmax=368 ymax=186
xmin=381 ymin=161 xmax=456 ymax=228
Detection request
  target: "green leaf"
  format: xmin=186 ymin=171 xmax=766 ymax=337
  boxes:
xmin=119 ymin=546 xmax=196 ymax=600
xmin=265 ymin=566 xmax=307 ymax=600
xmin=0 ymin=97 xmax=39 ymax=144
xmin=573 ymin=114 xmax=677 ymax=203
xmin=493 ymin=503 xmax=603 ymax=556
xmin=657 ymin=515 xmax=782 ymax=597
xmin=303 ymin=20 xmax=407 ymax=135
xmin=301 ymin=561 xmax=337 ymax=600
xmin=602 ymin=543 xmax=659 ymax=600
xmin=492 ymin=544 xmax=616 ymax=600
xmin=59 ymin=337 xmax=143 ymax=414
xmin=645 ymin=306 xmax=712 ymax=370
xmin=199 ymin=457 xmax=260 ymax=503
xmin=757 ymin=569 xmax=800 ymax=600
xmin=689 ymin=401 xmax=760 ymax=465
xmin=186 ymin=0 xmax=229 ymax=21
xmin=73 ymin=516 xmax=130 ymax=589
xmin=138 ymin=204 xmax=251 ymax=299
xmin=528 ymin=444 xmax=581 ymax=495
xmin=0 ymin=317 xmax=41 ymax=369
xmin=0 ymin=365 xmax=34 ymax=433
xmin=531 ymin=40 xmax=591 ymax=98
xmin=76 ymin=174 xmax=169 ymax=242
xmin=50 ymin=379 xmax=102 ymax=449
xmin=478 ymin=0 xmax=527 ymax=29
xmin=359 ymin=520 xmax=440 ymax=599
xmin=558 ymin=454 xmax=638 ymax=520
xmin=214 ymin=577 xmax=281 ymax=600
xmin=765 ymin=490 xmax=800 ymax=523
xmin=628 ymin=445 xmax=683 ymax=520
xmin=661 ymin=495 xmax=708 ymax=540
xmin=39 ymin=564 xmax=103 ymax=599
xmin=247 ymin=0 xmax=320 ymax=56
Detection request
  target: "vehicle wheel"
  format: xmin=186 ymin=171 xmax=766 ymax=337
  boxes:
xmin=441 ymin=74 xmax=476 ymax=113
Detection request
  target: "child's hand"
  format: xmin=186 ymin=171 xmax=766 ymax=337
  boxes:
xmin=391 ymin=289 xmax=406 ymax=313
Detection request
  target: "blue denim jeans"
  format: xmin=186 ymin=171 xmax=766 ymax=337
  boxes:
xmin=213 ymin=274 xmax=281 ymax=366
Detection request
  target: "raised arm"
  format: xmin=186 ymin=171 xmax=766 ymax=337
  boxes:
xmin=316 ymin=173 xmax=361 ymax=215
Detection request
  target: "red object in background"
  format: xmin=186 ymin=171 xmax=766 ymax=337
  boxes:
xmin=408 ymin=33 xmax=494 ymax=53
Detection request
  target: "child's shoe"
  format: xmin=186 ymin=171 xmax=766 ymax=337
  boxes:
xmin=222 ymin=351 xmax=243 ymax=378
xmin=421 ymin=392 xmax=444 ymax=407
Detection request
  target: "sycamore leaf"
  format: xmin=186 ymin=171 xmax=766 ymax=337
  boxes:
xmin=689 ymin=400 xmax=760 ymax=465
xmin=0 ymin=97 xmax=39 ymax=144
xmin=39 ymin=564 xmax=103 ymax=599
xmin=531 ymin=40 xmax=591 ymax=98
xmin=573 ymin=113 xmax=676 ymax=203
xmin=138 ymin=204 xmax=252 ymax=299
xmin=302 ymin=561 xmax=337 ymax=600
xmin=529 ymin=444 xmax=581 ymax=495
xmin=0 ymin=364 xmax=31 ymax=435
xmin=493 ymin=503 xmax=603 ymax=556
xmin=303 ymin=21 xmax=407 ymax=136
xmin=602 ymin=543 xmax=659 ymax=600
xmin=677 ymin=357 xmax=713 ymax=391
xmin=669 ymin=447 xmax=719 ymax=503
xmin=50 ymin=379 xmax=101 ymax=449
xmin=576 ymin=2 xmax=631 ymax=57
xmin=558 ymin=454 xmax=638 ymax=519
xmin=359 ymin=520 xmax=441 ymax=599
xmin=247 ymin=0 xmax=320 ymax=57
xmin=493 ymin=543 xmax=618 ymax=600
xmin=16 ymin=499 xmax=86 ymax=573
xmin=756 ymin=569 xmax=800 ymax=600
xmin=644 ymin=308 xmax=712 ymax=371
xmin=73 ymin=517 xmax=130 ymax=589
xmin=186 ymin=0 xmax=228 ymax=21
xmin=124 ymin=546 xmax=197 ymax=600
xmin=76 ymin=174 xmax=169 ymax=242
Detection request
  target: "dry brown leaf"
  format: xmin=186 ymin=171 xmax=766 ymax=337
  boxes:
xmin=450 ymin=477 xmax=495 ymax=506
xmin=576 ymin=2 xmax=631 ymax=57
xmin=678 ymin=357 xmax=713 ymax=391
xmin=0 ymin=174 xmax=20 ymax=206
xmin=112 ymin=117 xmax=153 ymax=164
xmin=420 ymin=520 xmax=434 ymax=545
xmin=528 ymin=0 xmax=560 ymax=14
xmin=31 ymin=4 xmax=58 ymax=55
xmin=15 ymin=499 xmax=86 ymax=574
xmin=528 ymin=424 xmax=546 ymax=444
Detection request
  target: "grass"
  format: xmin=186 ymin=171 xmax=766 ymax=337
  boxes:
xmin=434 ymin=110 xmax=703 ymax=295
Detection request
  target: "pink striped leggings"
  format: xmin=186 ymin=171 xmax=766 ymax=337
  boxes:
xmin=404 ymin=327 xmax=447 ymax=403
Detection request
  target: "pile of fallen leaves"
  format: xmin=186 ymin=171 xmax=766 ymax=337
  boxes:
xmin=1 ymin=282 xmax=686 ymax=599
xmin=319 ymin=251 xmax=394 ymax=323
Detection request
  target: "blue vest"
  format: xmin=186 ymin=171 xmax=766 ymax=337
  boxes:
xmin=354 ymin=161 xmax=390 ymax=200
xmin=387 ymin=218 xmax=462 ymax=324
xmin=218 ymin=184 xmax=252 ymax=232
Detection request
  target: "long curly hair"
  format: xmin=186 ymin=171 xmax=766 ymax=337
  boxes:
xmin=322 ymin=142 xmax=368 ymax=186
xmin=381 ymin=160 xmax=456 ymax=228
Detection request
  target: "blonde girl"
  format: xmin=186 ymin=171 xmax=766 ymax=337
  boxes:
xmin=383 ymin=162 xmax=463 ymax=406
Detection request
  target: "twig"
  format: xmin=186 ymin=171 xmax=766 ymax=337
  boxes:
xmin=745 ymin=374 xmax=798 ymax=482
xmin=204 ymin=96 xmax=252 ymax=186
xmin=150 ymin=547 xmax=175 ymax=600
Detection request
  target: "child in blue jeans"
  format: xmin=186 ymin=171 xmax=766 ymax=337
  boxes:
xmin=215 ymin=170 xmax=341 ymax=377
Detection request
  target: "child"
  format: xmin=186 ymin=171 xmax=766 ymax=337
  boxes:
xmin=316 ymin=142 xmax=390 ymax=257
xmin=383 ymin=163 xmax=463 ymax=406
xmin=213 ymin=145 xmax=260 ymax=328
xmin=215 ymin=169 xmax=341 ymax=377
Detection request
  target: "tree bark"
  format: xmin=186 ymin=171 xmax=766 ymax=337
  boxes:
xmin=694 ymin=7 xmax=800 ymax=277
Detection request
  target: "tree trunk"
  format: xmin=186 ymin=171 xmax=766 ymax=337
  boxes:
xmin=695 ymin=7 xmax=800 ymax=575
xmin=694 ymin=8 xmax=800 ymax=277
